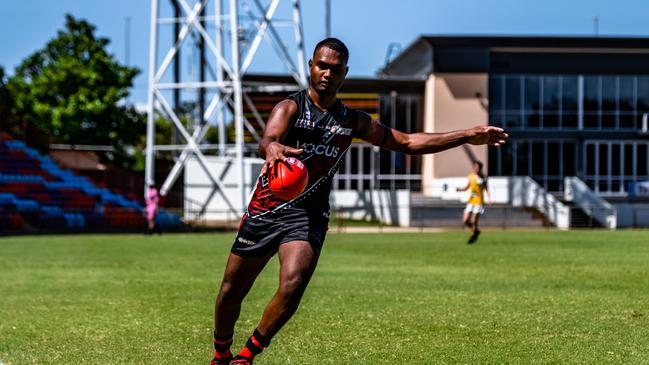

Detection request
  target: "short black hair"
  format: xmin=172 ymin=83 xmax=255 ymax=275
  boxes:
xmin=313 ymin=38 xmax=349 ymax=64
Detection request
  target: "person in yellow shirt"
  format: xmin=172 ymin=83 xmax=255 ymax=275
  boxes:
xmin=457 ymin=161 xmax=490 ymax=244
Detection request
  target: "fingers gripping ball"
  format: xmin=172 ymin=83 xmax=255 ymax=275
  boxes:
xmin=268 ymin=157 xmax=309 ymax=200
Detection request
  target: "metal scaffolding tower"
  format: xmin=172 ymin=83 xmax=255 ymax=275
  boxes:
xmin=145 ymin=0 xmax=307 ymax=219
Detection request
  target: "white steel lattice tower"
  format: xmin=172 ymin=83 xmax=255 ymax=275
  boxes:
xmin=145 ymin=0 xmax=307 ymax=219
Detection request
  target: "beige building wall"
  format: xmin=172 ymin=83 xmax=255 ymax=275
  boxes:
xmin=422 ymin=73 xmax=489 ymax=196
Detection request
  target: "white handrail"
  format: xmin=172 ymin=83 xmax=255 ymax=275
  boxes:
xmin=564 ymin=176 xmax=617 ymax=229
xmin=511 ymin=176 xmax=571 ymax=229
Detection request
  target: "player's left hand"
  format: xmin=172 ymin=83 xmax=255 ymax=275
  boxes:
xmin=467 ymin=126 xmax=508 ymax=146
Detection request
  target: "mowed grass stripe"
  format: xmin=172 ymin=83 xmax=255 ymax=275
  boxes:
xmin=0 ymin=231 xmax=648 ymax=364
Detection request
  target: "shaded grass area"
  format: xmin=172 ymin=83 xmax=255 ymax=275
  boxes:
xmin=1 ymin=231 xmax=648 ymax=364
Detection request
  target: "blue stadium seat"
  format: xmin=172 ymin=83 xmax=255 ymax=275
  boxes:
xmin=1 ymin=137 xmax=181 ymax=232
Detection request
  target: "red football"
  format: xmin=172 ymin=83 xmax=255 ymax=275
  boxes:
xmin=268 ymin=157 xmax=309 ymax=200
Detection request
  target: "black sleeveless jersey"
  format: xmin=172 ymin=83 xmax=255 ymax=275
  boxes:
xmin=246 ymin=90 xmax=357 ymax=218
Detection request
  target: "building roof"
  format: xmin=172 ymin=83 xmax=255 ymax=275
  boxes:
xmin=419 ymin=35 xmax=649 ymax=49
xmin=244 ymin=74 xmax=424 ymax=94
xmin=381 ymin=35 xmax=649 ymax=77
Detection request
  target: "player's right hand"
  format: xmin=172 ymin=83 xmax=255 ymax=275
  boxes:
xmin=467 ymin=126 xmax=508 ymax=146
xmin=261 ymin=141 xmax=303 ymax=176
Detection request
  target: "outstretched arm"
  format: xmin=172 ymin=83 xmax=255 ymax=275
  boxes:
xmin=258 ymin=99 xmax=303 ymax=175
xmin=354 ymin=111 xmax=508 ymax=154
xmin=457 ymin=182 xmax=470 ymax=192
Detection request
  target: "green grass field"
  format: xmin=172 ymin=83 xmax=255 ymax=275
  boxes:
xmin=1 ymin=230 xmax=649 ymax=365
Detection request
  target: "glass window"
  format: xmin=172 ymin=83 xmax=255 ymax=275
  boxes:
xmin=505 ymin=76 xmax=521 ymax=111
xmin=489 ymin=76 xmax=503 ymax=114
xmin=584 ymin=112 xmax=600 ymax=129
xmin=595 ymin=143 xmax=609 ymax=192
xmin=543 ymin=76 xmax=561 ymax=112
xmin=601 ymin=113 xmax=617 ymax=129
xmin=532 ymin=142 xmax=545 ymax=176
xmin=491 ymin=144 xmax=513 ymax=176
xmin=547 ymin=142 xmax=560 ymax=175
xmin=637 ymin=113 xmax=648 ymax=131
xmin=524 ymin=75 xmax=540 ymax=111
xmin=489 ymin=111 xmax=505 ymax=128
xmin=619 ymin=76 xmax=634 ymax=112
xmin=564 ymin=142 xmax=576 ymax=176
xmin=515 ymin=142 xmax=529 ymax=175
xmin=502 ymin=144 xmax=514 ymax=176
xmin=562 ymin=76 xmax=579 ymax=111
xmin=586 ymin=144 xmax=596 ymax=175
xmin=489 ymin=73 xmax=649 ymax=132
xmin=547 ymin=179 xmax=560 ymax=192
xmin=524 ymin=111 xmax=539 ymax=128
xmin=638 ymin=144 xmax=648 ymax=176
xmin=624 ymin=144 xmax=634 ymax=177
xmin=584 ymin=76 xmax=600 ymax=111
xmin=505 ymin=113 xmax=523 ymax=129
xmin=611 ymin=143 xmax=621 ymax=176
xmin=599 ymin=143 xmax=609 ymax=176
xmin=620 ymin=113 xmax=635 ymax=130
xmin=488 ymin=145 xmax=500 ymax=176
xmin=563 ymin=113 xmax=578 ymax=129
xmin=543 ymin=113 xmax=560 ymax=129
xmin=601 ymin=76 xmax=617 ymax=112
xmin=637 ymin=77 xmax=649 ymax=113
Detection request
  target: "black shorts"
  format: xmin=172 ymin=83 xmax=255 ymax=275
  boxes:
xmin=231 ymin=209 xmax=329 ymax=257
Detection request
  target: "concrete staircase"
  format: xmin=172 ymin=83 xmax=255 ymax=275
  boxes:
xmin=410 ymin=195 xmax=606 ymax=229
xmin=410 ymin=195 xmax=548 ymax=229
xmin=548 ymin=192 xmax=600 ymax=228
xmin=567 ymin=204 xmax=604 ymax=228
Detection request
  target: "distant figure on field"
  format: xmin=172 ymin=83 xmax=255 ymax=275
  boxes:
xmin=145 ymin=184 xmax=160 ymax=234
xmin=457 ymin=161 xmax=490 ymax=244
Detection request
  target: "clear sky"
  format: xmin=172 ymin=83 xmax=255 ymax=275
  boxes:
xmin=2 ymin=0 xmax=649 ymax=105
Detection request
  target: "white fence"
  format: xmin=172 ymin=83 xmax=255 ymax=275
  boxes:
xmin=184 ymin=156 xmax=262 ymax=223
xmin=330 ymin=190 xmax=411 ymax=227
xmin=183 ymin=155 xmax=412 ymax=227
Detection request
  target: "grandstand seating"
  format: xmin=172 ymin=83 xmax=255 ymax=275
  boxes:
xmin=0 ymin=133 xmax=181 ymax=233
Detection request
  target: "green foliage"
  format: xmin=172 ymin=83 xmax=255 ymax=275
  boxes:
xmin=5 ymin=15 xmax=145 ymax=169
xmin=0 ymin=66 xmax=6 ymax=109
xmin=1 ymin=231 xmax=649 ymax=364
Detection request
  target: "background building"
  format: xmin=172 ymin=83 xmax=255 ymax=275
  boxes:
xmin=382 ymin=36 xmax=649 ymax=197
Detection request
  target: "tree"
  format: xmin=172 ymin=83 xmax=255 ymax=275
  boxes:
xmin=6 ymin=15 xmax=145 ymax=169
